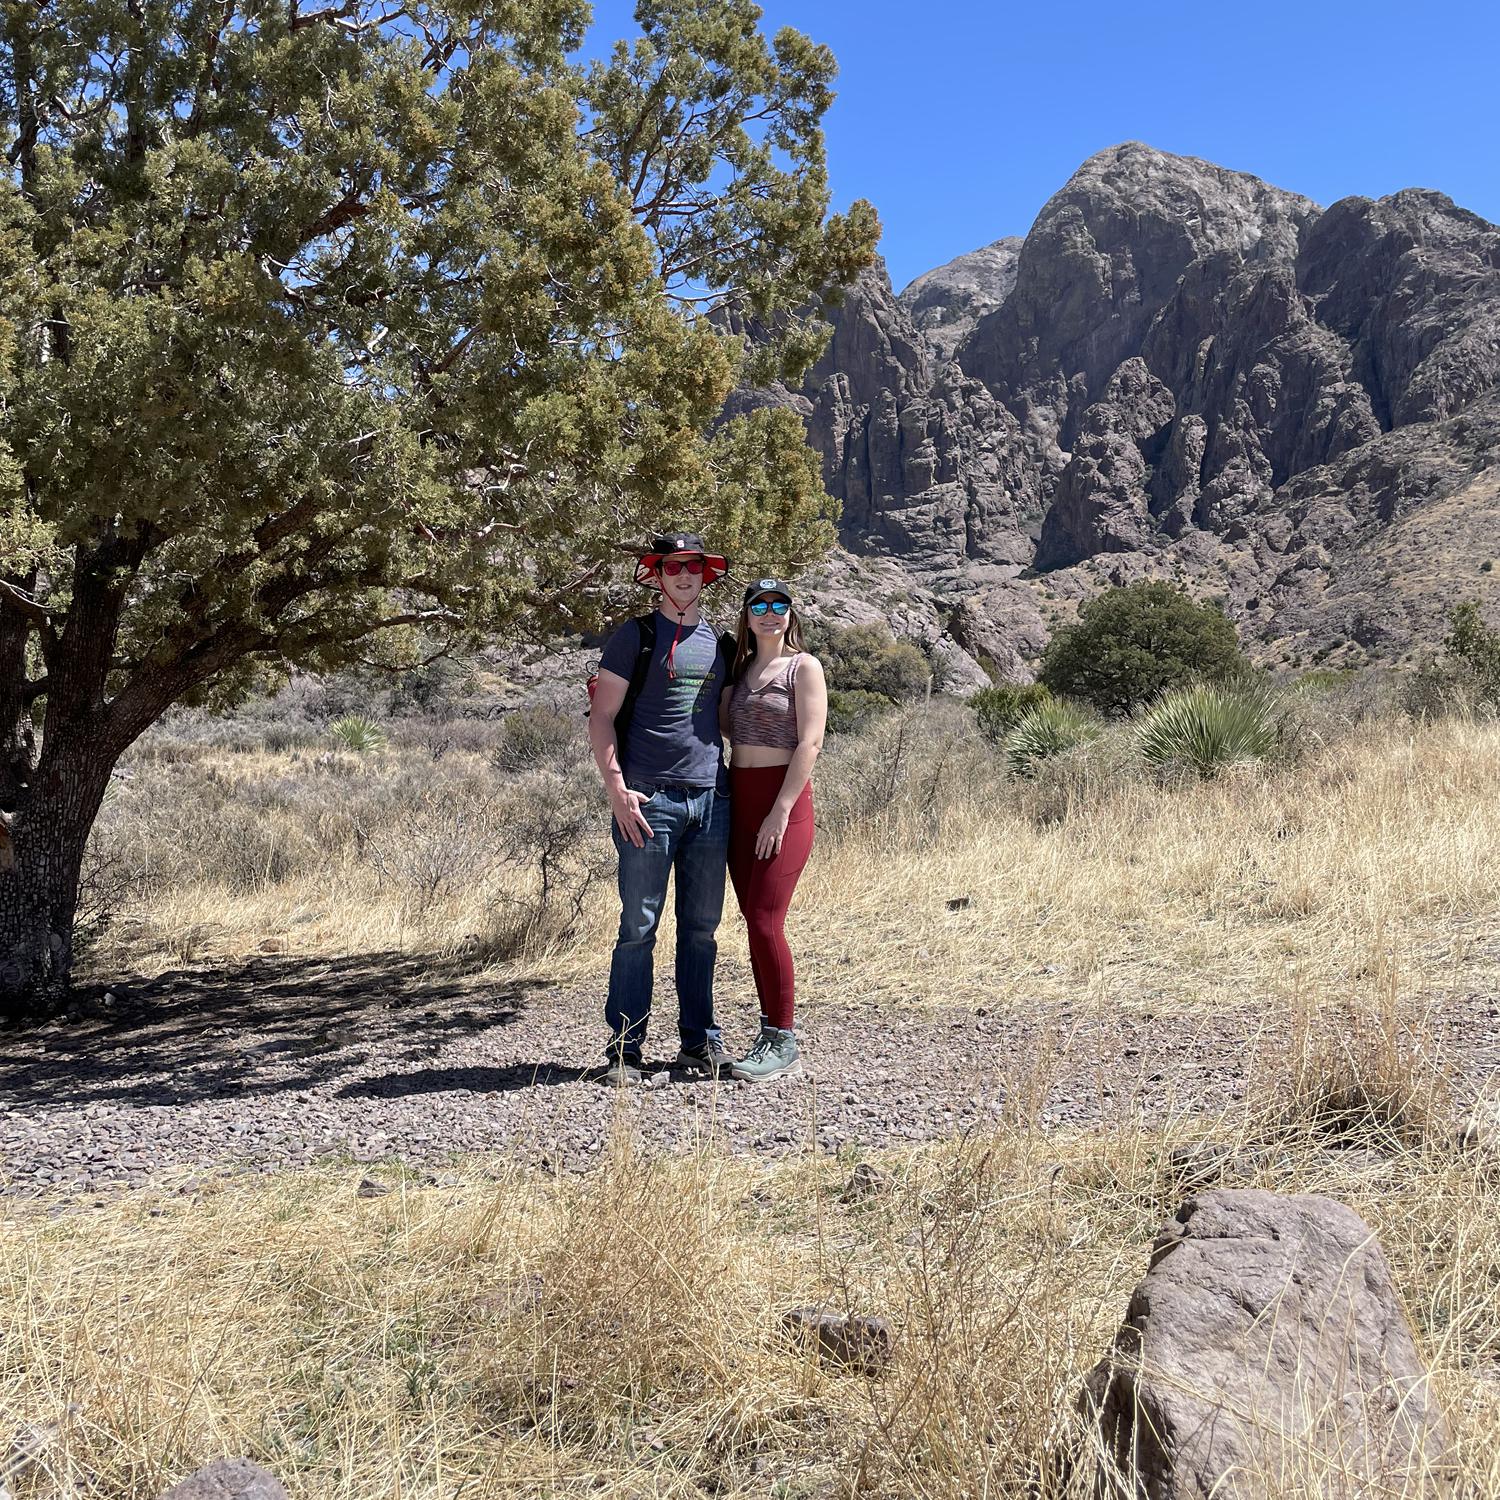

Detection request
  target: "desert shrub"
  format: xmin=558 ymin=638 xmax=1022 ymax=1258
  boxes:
xmin=811 ymin=620 xmax=933 ymax=703
xmin=1442 ymin=601 xmax=1500 ymax=708
xmin=358 ymin=785 xmax=505 ymax=908
xmin=1008 ymin=730 xmax=1141 ymax=826
xmin=1135 ymin=682 xmax=1284 ymax=779
xmin=816 ymin=701 xmax=998 ymax=839
xmin=970 ymin=682 xmax=1051 ymax=742
xmin=825 ymin=688 xmax=895 ymax=736
xmin=328 ymin=715 xmax=388 ymax=753
xmin=1263 ymin=990 xmax=1450 ymax=1149
xmin=1401 ymin=660 xmax=1467 ymax=722
xmin=383 ymin=652 xmax=480 ymax=717
xmin=491 ymin=705 xmax=583 ymax=773
xmin=1292 ymin=668 xmax=1354 ymax=694
xmin=1038 ymin=583 xmax=1248 ymax=717
xmin=1004 ymin=701 xmax=1101 ymax=778
xmin=479 ymin=766 xmax=613 ymax=959
xmin=1403 ymin=603 xmax=1500 ymax=721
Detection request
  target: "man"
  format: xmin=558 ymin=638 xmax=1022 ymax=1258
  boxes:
xmin=588 ymin=532 xmax=736 ymax=1083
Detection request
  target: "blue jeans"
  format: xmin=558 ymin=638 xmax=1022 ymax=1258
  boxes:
xmin=605 ymin=783 xmax=729 ymax=1059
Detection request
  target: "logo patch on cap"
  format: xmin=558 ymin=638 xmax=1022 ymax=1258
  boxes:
xmin=759 ymin=578 xmax=776 ymax=590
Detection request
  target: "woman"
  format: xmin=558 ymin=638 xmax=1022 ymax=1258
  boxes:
xmin=721 ymin=577 xmax=828 ymax=1080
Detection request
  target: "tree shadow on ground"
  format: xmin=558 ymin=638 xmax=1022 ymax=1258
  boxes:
xmin=337 ymin=1061 xmax=595 ymax=1098
xmin=0 ymin=953 xmax=543 ymax=1111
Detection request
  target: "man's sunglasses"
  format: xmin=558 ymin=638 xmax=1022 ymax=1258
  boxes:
xmin=748 ymin=599 xmax=791 ymax=616
xmin=658 ymin=557 xmax=705 ymax=576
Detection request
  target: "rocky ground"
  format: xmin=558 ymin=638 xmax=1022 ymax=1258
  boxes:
xmin=3 ymin=955 xmax=1498 ymax=1197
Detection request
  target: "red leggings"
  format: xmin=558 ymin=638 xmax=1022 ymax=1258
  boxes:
xmin=729 ymin=764 xmax=814 ymax=1030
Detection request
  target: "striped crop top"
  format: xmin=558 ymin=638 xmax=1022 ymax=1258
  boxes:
xmin=729 ymin=652 xmax=803 ymax=751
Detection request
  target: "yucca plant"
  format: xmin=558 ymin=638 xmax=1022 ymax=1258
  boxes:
xmin=1136 ymin=682 xmax=1282 ymax=778
xmin=328 ymin=716 xmax=388 ymax=754
xmin=1004 ymin=701 xmax=1100 ymax=777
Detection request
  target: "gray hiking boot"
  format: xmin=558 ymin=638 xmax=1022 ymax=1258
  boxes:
xmin=674 ymin=1033 xmax=734 ymax=1078
xmin=731 ymin=1025 xmax=803 ymax=1082
xmin=601 ymin=1048 xmax=643 ymax=1086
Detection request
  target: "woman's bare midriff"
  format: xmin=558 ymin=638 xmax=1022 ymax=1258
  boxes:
xmin=730 ymin=745 xmax=793 ymax=768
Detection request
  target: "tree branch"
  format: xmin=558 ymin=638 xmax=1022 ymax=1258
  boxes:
xmin=0 ymin=578 xmax=53 ymax=631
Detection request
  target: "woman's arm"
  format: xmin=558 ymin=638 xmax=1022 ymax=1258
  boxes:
xmin=775 ymin=655 xmax=827 ymax=809
xmin=754 ymin=655 xmax=827 ymax=858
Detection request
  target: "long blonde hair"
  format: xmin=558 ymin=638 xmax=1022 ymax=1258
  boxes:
xmin=732 ymin=602 xmax=806 ymax=682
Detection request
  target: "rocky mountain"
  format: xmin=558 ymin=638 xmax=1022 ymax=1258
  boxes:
xmin=740 ymin=142 xmax=1500 ymax=681
xmin=898 ymin=236 xmax=1022 ymax=362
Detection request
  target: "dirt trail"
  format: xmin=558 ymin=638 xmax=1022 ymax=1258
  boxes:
xmin=3 ymin=954 xmax=1496 ymax=1196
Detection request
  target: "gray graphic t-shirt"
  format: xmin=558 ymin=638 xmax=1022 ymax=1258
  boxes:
xmin=599 ymin=612 xmax=731 ymax=789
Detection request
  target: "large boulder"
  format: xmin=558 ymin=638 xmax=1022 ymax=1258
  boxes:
xmin=1082 ymin=1190 xmax=1454 ymax=1499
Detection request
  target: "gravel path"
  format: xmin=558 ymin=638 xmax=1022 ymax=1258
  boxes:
xmin=3 ymin=954 xmax=1497 ymax=1196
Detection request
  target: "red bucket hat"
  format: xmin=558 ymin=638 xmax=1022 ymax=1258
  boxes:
xmin=630 ymin=531 xmax=729 ymax=589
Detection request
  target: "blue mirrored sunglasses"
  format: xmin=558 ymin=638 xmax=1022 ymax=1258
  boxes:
xmin=748 ymin=599 xmax=791 ymax=616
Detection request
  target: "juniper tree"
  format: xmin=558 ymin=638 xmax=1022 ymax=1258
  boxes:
xmin=0 ymin=0 xmax=878 ymax=1013
xmin=1037 ymin=583 xmax=1248 ymax=718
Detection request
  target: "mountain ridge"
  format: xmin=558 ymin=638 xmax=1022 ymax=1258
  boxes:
xmin=746 ymin=141 xmax=1500 ymax=681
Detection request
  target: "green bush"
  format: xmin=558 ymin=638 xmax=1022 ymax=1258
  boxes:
xmin=1404 ymin=603 xmax=1500 ymax=721
xmin=810 ymin=620 xmax=933 ymax=703
xmin=328 ymin=715 xmax=388 ymax=753
xmin=1135 ymin=683 xmax=1283 ymax=779
xmin=824 ymin=688 xmax=894 ymax=736
xmin=1038 ymin=583 xmax=1248 ymax=717
xmin=1004 ymin=701 xmax=1101 ymax=778
xmin=1442 ymin=601 xmax=1500 ymax=707
xmin=970 ymin=682 xmax=1052 ymax=742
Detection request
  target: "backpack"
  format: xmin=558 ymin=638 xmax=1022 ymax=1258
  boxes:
xmin=586 ymin=615 xmax=738 ymax=765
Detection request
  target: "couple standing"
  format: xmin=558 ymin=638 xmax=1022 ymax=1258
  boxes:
xmin=587 ymin=532 xmax=828 ymax=1084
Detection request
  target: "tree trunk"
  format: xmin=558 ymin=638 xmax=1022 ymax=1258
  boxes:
xmin=0 ymin=738 xmax=114 ymax=1024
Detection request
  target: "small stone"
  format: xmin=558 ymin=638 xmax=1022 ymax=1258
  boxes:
xmin=1455 ymin=1108 xmax=1498 ymax=1152
xmin=782 ymin=1306 xmax=894 ymax=1375
xmin=356 ymin=1177 xmax=391 ymax=1198
xmin=839 ymin=1162 xmax=891 ymax=1203
xmin=257 ymin=937 xmax=286 ymax=954
xmin=156 ymin=1456 xmax=290 ymax=1498
xmin=1165 ymin=1141 xmax=1256 ymax=1192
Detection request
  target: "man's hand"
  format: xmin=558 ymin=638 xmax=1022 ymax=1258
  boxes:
xmin=613 ymin=788 xmax=655 ymax=848
xmin=755 ymin=804 xmax=790 ymax=860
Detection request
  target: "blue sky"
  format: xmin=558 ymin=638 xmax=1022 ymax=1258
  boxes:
xmin=583 ymin=0 xmax=1500 ymax=293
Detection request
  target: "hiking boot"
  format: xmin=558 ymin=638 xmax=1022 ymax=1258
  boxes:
xmin=730 ymin=1025 xmax=803 ymax=1082
xmin=601 ymin=1049 xmax=643 ymax=1086
xmin=674 ymin=1034 xmax=734 ymax=1078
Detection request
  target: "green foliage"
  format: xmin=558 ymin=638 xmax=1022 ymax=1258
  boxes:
xmin=1003 ymin=702 xmax=1100 ymax=778
xmin=328 ymin=716 xmax=387 ymax=754
xmin=1135 ymin=683 xmax=1283 ymax=779
xmin=1037 ymin=584 xmax=1248 ymax=717
xmin=1442 ymin=602 xmax=1500 ymax=707
xmin=970 ymin=682 xmax=1051 ymax=742
xmin=811 ymin=621 xmax=932 ymax=703
xmin=823 ymin=688 xmax=893 ymax=736
xmin=0 ymin=0 xmax=879 ymax=732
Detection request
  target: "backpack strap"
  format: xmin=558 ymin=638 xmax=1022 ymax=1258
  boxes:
xmin=614 ymin=614 xmax=657 ymax=766
xmin=717 ymin=631 xmax=739 ymax=683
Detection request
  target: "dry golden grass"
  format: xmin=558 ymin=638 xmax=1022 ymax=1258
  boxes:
xmin=89 ymin=710 xmax=1500 ymax=1032
xmin=19 ymin=699 xmax=1496 ymax=1495
xmin=4 ymin=1106 xmax=1499 ymax=1498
